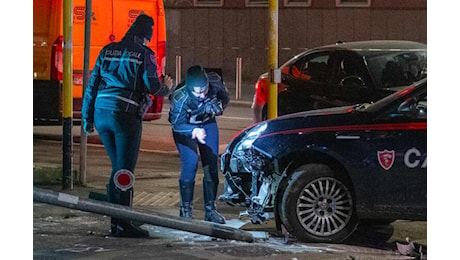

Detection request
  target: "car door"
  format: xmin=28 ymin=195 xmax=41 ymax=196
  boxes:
xmin=362 ymin=87 xmax=427 ymax=219
xmin=279 ymin=51 xmax=335 ymax=114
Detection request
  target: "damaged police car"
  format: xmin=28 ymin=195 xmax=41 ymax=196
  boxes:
xmin=219 ymin=78 xmax=426 ymax=243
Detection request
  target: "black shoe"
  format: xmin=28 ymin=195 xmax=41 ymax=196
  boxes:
xmin=205 ymin=209 xmax=226 ymax=224
xmin=180 ymin=203 xmax=194 ymax=219
xmin=179 ymin=180 xmax=195 ymax=220
xmin=204 ymin=202 xmax=226 ymax=224
xmin=110 ymin=222 xmax=149 ymax=238
xmin=203 ymin=178 xmax=226 ymax=224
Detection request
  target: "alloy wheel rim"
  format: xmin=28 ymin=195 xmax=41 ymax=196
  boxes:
xmin=296 ymin=177 xmax=353 ymax=237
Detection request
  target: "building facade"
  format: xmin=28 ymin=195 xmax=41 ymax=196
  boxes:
xmin=163 ymin=0 xmax=427 ymax=83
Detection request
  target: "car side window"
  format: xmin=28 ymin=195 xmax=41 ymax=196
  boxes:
xmin=337 ymin=56 xmax=367 ymax=87
xmin=339 ymin=57 xmax=359 ymax=77
xmin=291 ymin=53 xmax=332 ymax=83
xmin=367 ymin=51 xmax=427 ymax=89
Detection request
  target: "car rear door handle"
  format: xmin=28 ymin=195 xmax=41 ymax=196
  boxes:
xmin=335 ymin=134 xmax=360 ymax=140
xmin=335 ymin=131 xmax=361 ymax=140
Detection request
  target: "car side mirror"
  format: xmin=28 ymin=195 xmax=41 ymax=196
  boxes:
xmin=394 ymin=97 xmax=418 ymax=118
xmin=339 ymin=76 xmax=366 ymax=88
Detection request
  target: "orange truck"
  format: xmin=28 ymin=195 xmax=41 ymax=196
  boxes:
xmin=33 ymin=0 xmax=167 ymax=124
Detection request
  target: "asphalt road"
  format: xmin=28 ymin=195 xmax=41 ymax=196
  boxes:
xmin=32 ymin=101 xmax=427 ymax=259
xmin=33 ymin=140 xmax=427 ymax=259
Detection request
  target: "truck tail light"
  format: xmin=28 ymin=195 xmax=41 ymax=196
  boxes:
xmin=157 ymin=41 xmax=166 ymax=75
xmin=50 ymin=36 xmax=63 ymax=81
xmin=153 ymin=95 xmax=163 ymax=114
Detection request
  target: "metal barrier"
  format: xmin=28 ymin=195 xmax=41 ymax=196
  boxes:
xmin=235 ymin=57 xmax=242 ymax=100
xmin=175 ymin=55 xmax=182 ymax=84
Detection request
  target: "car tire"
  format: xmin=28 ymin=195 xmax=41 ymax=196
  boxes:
xmin=279 ymin=163 xmax=358 ymax=243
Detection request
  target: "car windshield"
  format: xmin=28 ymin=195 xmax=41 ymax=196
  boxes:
xmin=359 ymin=78 xmax=426 ymax=113
xmin=364 ymin=50 xmax=427 ymax=89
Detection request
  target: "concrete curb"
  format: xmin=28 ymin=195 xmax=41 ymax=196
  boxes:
xmin=228 ymin=99 xmax=252 ymax=108
xmin=33 ymin=134 xmax=230 ymax=155
xmin=162 ymin=96 xmax=253 ymax=108
xmin=33 ymin=134 xmax=103 ymax=145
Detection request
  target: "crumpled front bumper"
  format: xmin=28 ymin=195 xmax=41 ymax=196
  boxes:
xmin=219 ymin=148 xmax=281 ymax=224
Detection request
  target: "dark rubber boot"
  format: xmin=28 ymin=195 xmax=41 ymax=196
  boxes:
xmin=107 ymin=182 xmax=123 ymax=235
xmin=203 ymin=179 xmax=226 ymax=224
xmin=179 ymin=180 xmax=195 ymax=219
xmin=107 ymin=182 xmax=149 ymax=238
xmin=111 ymin=221 xmax=149 ymax=238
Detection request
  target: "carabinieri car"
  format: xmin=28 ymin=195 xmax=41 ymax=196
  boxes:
xmin=219 ymin=78 xmax=427 ymax=243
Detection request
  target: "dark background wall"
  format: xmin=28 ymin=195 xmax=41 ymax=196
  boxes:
xmin=163 ymin=0 xmax=427 ymax=83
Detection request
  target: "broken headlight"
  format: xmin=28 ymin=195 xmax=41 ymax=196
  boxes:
xmin=230 ymin=122 xmax=268 ymax=173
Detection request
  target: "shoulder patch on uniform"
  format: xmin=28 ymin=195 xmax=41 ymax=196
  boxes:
xmin=171 ymin=87 xmax=187 ymax=102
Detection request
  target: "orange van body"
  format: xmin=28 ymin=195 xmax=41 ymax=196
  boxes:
xmin=33 ymin=0 xmax=167 ymax=123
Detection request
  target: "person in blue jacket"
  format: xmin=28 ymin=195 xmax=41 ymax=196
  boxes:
xmin=81 ymin=14 xmax=173 ymax=238
xmin=169 ymin=65 xmax=229 ymax=224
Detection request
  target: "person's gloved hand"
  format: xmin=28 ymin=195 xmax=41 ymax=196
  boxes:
xmin=204 ymin=98 xmax=223 ymax=116
xmin=212 ymin=100 xmax=224 ymax=116
xmin=163 ymin=75 xmax=174 ymax=89
xmin=83 ymin=120 xmax=94 ymax=135
xmin=192 ymin=127 xmax=206 ymax=144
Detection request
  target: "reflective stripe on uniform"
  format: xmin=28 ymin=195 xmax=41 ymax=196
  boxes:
xmin=97 ymin=94 xmax=140 ymax=107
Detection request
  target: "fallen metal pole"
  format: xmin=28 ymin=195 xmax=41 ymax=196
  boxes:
xmin=33 ymin=187 xmax=254 ymax=243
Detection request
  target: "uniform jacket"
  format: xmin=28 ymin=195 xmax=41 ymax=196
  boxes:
xmin=169 ymin=72 xmax=229 ymax=136
xmin=82 ymin=35 xmax=170 ymax=122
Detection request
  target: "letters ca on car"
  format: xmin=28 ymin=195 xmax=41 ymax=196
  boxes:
xmin=220 ymin=78 xmax=427 ymax=243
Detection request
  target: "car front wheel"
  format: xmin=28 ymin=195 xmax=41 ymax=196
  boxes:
xmin=280 ymin=164 xmax=358 ymax=243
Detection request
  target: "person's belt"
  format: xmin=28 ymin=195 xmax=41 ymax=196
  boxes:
xmin=97 ymin=94 xmax=140 ymax=107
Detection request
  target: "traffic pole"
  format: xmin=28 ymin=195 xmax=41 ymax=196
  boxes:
xmin=79 ymin=0 xmax=93 ymax=186
xmin=33 ymin=187 xmax=255 ymax=243
xmin=62 ymin=0 xmax=74 ymax=190
xmin=267 ymin=0 xmax=278 ymax=120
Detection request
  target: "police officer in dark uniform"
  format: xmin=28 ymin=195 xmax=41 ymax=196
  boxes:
xmin=169 ymin=65 xmax=229 ymax=224
xmin=81 ymin=14 xmax=173 ymax=237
